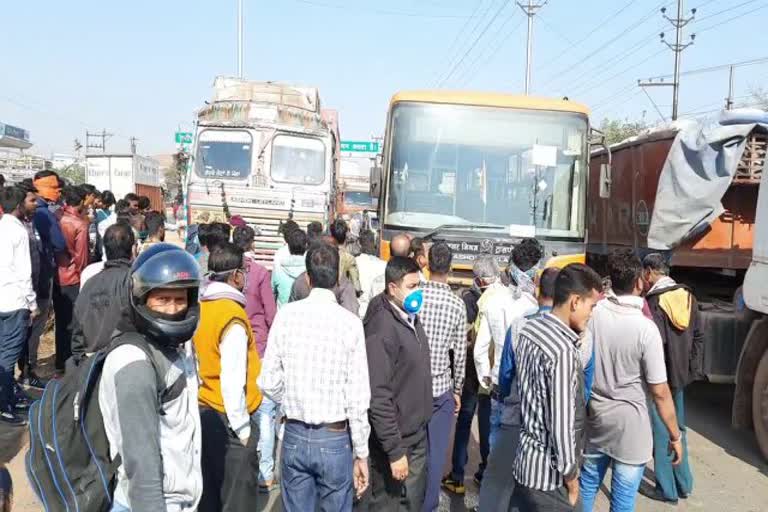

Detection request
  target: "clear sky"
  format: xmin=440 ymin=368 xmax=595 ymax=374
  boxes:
xmin=2 ymin=0 xmax=767 ymax=157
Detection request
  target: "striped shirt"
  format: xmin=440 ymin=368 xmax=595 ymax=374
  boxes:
xmin=512 ymin=313 xmax=580 ymax=491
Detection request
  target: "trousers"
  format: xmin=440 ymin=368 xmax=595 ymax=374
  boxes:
xmin=52 ymin=283 xmax=78 ymax=371
xmin=650 ymin=388 xmax=693 ymax=500
xmin=423 ymin=391 xmax=454 ymax=511
xmin=363 ymin=436 xmax=428 ymax=511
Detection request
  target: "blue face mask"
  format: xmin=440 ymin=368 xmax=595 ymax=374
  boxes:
xmin=403 ymin=288 xmax=424 ymax=315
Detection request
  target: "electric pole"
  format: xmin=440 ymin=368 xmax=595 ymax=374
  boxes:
xmin=725 ymin=65 xmax=735 ymax=110
xmin=129 ymin=136 xmax=139 ymax=154
xmin=517 ymin=0 xmax=548 ymax=95
xmin=237 ymin=0 xmax=244 ymax=78
xmin=85 ymin=129 xmax=113 ymax=154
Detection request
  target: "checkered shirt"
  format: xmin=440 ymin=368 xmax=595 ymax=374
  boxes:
xmin=420 ymin=281 xmax=467 ymax=397
xmin=258 ymin=288 xmax=371 ymax=458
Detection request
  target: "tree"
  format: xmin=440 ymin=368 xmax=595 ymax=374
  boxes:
xmin=598 ymin=118 xmax=648 ymax=146
xmin=56 ymin=164 xmax=86 ymax=185
xmin=746 ymin=87 xmax=768 ymax=110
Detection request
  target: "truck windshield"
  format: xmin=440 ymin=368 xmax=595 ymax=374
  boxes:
xmin=385 ymin=102 xmax=588 ymax=238
xmin=270 ymin=135 xmax=326 ymax=185
xmin=346 ymin=191 xmax=375 ymax=207
xmin=195 ymin=129 xmax=252 ymax=179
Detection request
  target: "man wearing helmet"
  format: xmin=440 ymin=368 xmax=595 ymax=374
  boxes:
xmin=98 ymin=243 xmax=204 ymax=512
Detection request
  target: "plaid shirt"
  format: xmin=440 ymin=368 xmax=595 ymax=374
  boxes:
xmin=420 ymin=281 xmax=467 ymax=397
xmin=258 ymin=288 xmax=371 ymax=458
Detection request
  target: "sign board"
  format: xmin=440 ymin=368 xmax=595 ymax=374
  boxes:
xmin=175 ymin=132 xmax=193 ymax=145
xmin=341 ymin=140 xmax=380 ymax=153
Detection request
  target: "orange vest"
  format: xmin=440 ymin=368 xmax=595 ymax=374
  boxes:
xmin=194 ymin=298 xmax=263 ymax=414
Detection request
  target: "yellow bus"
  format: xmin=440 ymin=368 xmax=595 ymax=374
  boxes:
xmin=371 ymin=91 xmax=592 ymax=285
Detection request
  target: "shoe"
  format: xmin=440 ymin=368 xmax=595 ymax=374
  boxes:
xmin=441 ymin=476 xmax=465 ymax=495
xmin=13 ymin=394 xmax=33 ymax=411
xmin=473 ymin=474 xmax=483 ymax=487
xmin=24 ymin=374 xmax=49 ymax=390
xmin=0 ymin=411 xmax=27 ymax=426
xmin=645 ymin=489 xmax=679 ymax=504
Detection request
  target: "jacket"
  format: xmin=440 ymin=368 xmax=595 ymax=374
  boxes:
xmin=339 ymin=247 xmax=361 ymax=293
xmin=363 ymin=293 xmax=432 ymax=461
xmin=57 ymin=206 xmax=90 ymax=286
xmin=461 ymin=287 xmax=482 ymax=394
xmin=32 ymin=197 xmax=68 ymax=298
xmin=289 ymin=271 xmax=360 ymax=315
xmin=271 ymin=253 xmax=306 ymax=307
xmin=646 ymin=281 xmax=705 ymax=390
xmin=243 ymin=256 xmax=277 ymax=357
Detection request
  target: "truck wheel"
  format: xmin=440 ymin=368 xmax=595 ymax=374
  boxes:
xmin=753 ymin=349 xmax=768 ymax=460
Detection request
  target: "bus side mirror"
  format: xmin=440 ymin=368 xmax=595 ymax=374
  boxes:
xmin=599 ymin=163 xmax=612 ymax=199
xmin=370 ymin=166 xmax=382 ymax=198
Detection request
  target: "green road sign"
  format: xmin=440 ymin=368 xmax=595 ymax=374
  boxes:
xmin=341 ymin=140 xmax=380 ymax=153
xmin=175 ymin=132 xmax=193 ymax=145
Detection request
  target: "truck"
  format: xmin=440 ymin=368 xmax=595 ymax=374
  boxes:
xmin=587 ymin=115 xmax=768 ymax=459
xmin=85 ymin=153 xmax=162 ymax=209
xmin=370 ymin=90 xmax=597 ymax=285
xmin=337 ymin=154 xmax=377 ymax=217
xmin=186 ymin=77 xmax=340 ymax=268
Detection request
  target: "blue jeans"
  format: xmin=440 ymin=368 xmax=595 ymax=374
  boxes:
xmin=0 ymin=309 xmax=30 ymax=412
xmin=280 ymin=421 xmax=353 ymax=511
xmin=424 ymin=391 xmax=455 ymax=511
xmin=580 ymin=451 xmax=646 ymax=512
xmin=450 ymin=387 xmax=491 ymax=482
xmin=489 ymin=396 xmax=503 ymax=449
xmin=650 ymin=388 xmax=693 ymax=500
xmin=110 ymin=503 xmax=129 ymax=512
xmin=255 ymin=395 xmax=278 ymax=483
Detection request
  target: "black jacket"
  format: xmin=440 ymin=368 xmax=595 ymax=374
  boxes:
xmin=646 ymin=284 xmax=705 ymax=390
xmin=71 ymin=259 xmax=133 ymax=361
xmin=363 ymin=293 xmax=432 ymax=461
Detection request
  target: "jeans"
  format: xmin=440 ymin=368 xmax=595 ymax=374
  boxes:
xmin=489 ymin=396 xmax=503 ymax=449
xmin=580 ymin=450 xmax=646 ymax=512
xmin=450 ymin=387 xmax=490 ymax=482
xmin=256 ymin=395 xmax=278 ymax=483
xmin=0 ymin=309 xmax=30 ymax=412
xmin=281 ymin=420 xmax=354 ymax=512
xmin=424 ymin=391 xmax=455 ymax=511
xmin=650 ymin=388 xmax=693 ymax=500
xmin=53 ymin=283 xmax=79 ymax=371
xmin=478 ymin=423 xmax=521 ymax=512
xmin=19 ymin=294 xmax=51 ymax=376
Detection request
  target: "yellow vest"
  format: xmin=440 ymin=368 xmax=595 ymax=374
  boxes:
xmin=194 ymin=298 xmax=263 ymax=414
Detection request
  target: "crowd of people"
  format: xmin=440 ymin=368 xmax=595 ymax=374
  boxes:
xmin=0 ymin=169 xmax=703 ymax=512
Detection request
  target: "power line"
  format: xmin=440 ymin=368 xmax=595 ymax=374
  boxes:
xmin=457 ymin=14 xmax=526 ymax=87
xmin=290 ymin=0 xmax=476 ymax=18
xmin=696 ymin=2 xmax=768 ymax=33
xmin=693 ymin=0 xmax=762 ymax=23
xmin=643 ymin=55 xmax=768 ymax=80
xmin=437 ymin=0 xmax=511 ymax=87
xmin=641 ymin=86 xmax=668 ymax=122
xmin=430 ymin=0 xmax=492 ymax=85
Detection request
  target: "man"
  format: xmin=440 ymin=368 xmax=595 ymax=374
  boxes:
xmin=139 ymin=210 xmax=165 ymax=254
xmin=289 ymin=267 xmax=359 ymax=314
xmin=330 ymin=218 xmax=361 ymax=294
xmin=194 ymin=242 xmax=263 ymax=511
xmin=419 ymin=242 xmax=467 ymax=512
xmin=356 ymin=229 xmax=386 ymax=318
xmin=511 ymin=263 xmax=603 ymax=511
xmin=273 ymin=219 xmax=300 ymax=269
xmin=197 ymin=223 xmax=229 ymax=272
xmin=389 ymin=233 xmax=412 ymax=258
xmin=474 ymin=241 xmax=540 ymax=447
xmin=98 ymin=195 xmax=121 ymax=241
xmin=0 ymin=187 xmax=38 ymax=424
xmin=363 ymin=256 xmax=432 ymax=511
xmin=124 ymin=193 xmax=140 ymax=214
xmin=442 ymin=259 xmax=494 ymax=496
xmin=409 ymin=238 xmax=429 ymax=282
xmin=71 ymin=223 xmax=135 ymax=362
xmin=81 ymin=184 xmax=103 ymax=263
xmin=95 ymin=190 xmax=115 ymax=225
xmin=272 ymin=228 xmax=307 ymax=307
xmin=643 ymin=252 xmax=701 ymax=504
xmin=54 ymin=185 xmax=90 ymax=372
xmin=138 ymin=195 xmax=151 ymax=213
xmin=580 ymin=250 xmax=684 ymax=511
xmin=99 ymin=243 xmax=203 ymax=511
xmin=506 ymin=238 xmax=543 ymax=298
xmin=259 ymin=242 xmax=371 ymax=510
xmin=30 ymin=171 xmax=67 ymax=382
xmin=307 ymin=220 xmax=324 ymax=241
xmin=233 ymin=225 xmax=279 ymax=492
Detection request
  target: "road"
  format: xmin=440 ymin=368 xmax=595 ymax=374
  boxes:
xmin=7 ymin=380 xmax=767 ymax=511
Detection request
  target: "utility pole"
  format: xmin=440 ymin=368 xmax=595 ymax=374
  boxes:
xmin=129 ymin=136 xmax=139 ymax=154
xmin=237 ymin=0 xmax=244 ymax=78
xmin=725 ymin=65 xmax=735 ymax=110
xmin=85 ymin=129 xmax=113 ymax=154
xmin=517 ymin=0 xmax=548 ymax=95
xmin=662 ymin=1 xmax=696 ymax=120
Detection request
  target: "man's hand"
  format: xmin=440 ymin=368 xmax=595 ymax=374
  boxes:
xmin=669 ymin=435 xmax=683 ymax=465
xmin=453 ymin=393 xmax=461 ymax=414
xmin=390 ymin=455 xmax=409 ymax=481
xmin=565 ymin=476 xmax=579 ymax=506
xmin=353 ymin=458 xmax=369 ymax=498
xmin=29 ymin=309 xmax=40 ymax=326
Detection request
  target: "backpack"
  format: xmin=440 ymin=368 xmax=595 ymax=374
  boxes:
xmin=25 ymin=332 xmax=186 ymax=512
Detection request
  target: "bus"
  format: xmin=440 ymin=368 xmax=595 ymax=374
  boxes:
xmin=371 ymin=91 xmax=594 ymax=285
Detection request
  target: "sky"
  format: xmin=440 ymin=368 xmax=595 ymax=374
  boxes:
xmin=2 ymin=0 xmax=768 ymax=158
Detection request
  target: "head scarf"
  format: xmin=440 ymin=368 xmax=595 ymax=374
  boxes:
xmin=34 ymin=175 xmax=61 ymax=203
xmin=508 ymin=262 xmax=538 ymax=298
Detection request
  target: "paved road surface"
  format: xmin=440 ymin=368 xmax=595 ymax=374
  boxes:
xmin=8 ymin=381 xmax=767 ymax=511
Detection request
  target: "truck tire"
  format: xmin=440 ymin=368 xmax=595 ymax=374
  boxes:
xmin=753 ymin=349 xmax=768 ymax=460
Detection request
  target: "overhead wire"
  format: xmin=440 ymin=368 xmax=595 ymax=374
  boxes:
xmin=456 ymin=13 xmax=526 ymax=88
xmin=696 ymin=2 xmax=768 ymax=33
xmin=289 ymin=0 xmax=475 ymax=18
xmin=429 ymin=0 xmax=492 ymax=85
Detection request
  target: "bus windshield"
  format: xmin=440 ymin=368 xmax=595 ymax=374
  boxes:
xmin=385 ymin=102 xmax=588 ymax=238
xmin=195 ymin=129 xmax=253 ymax=179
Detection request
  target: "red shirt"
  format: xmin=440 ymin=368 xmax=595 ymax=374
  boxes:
xmin=56 ymin=206 xmax=90 ymax=286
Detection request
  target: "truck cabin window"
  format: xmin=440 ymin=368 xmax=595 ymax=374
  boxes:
xmin=385 ymin=102 xmax=587 ymax=238
xmin=195 ymin=130 xmax=253 ymax=179
xmin=270 ymin=135 xmax=326 ymax=185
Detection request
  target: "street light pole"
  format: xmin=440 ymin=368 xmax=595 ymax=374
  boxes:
xmin=517 ymin=0 xmax=547 ymax=95
xmin=237 ymin=0 xmax=244 ymax=78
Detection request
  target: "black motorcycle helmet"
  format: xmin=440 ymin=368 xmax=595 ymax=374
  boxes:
xmin=129 ymin=243 xmax=202 ymax=348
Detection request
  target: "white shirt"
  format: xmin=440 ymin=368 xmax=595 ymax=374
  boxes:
xmin=0 ymin=214 xmax=37 ymax=313
xmin=220 ymin=317 xmax=251 ymax=441
xmin=258 ymin=288 xmax=371 ymax=458
xmin=474 ymin=283 xmax=538 ymax=389
xmin=80 ymin=261 xmax=106 ymax=289
xmin=356 ymin=253 xmax=386 ymax=318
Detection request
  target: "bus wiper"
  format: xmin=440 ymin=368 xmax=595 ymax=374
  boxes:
xmin=422 ymin=223 xmax=508 ymax=241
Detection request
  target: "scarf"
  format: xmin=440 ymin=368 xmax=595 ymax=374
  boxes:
xmin=508 ymin=263 xmax=537 ymax=298
xmin=648 ymin=275 xmax=677 ymax=295
xmin=33 ymin=175 xmax=61 ymax=203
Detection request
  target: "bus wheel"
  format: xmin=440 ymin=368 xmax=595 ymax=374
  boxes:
xmin=753 ymin=349 xmax=768 ymax=461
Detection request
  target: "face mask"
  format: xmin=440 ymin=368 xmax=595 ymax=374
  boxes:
xmin=401 ymin=288 xmax=424 ymax=315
